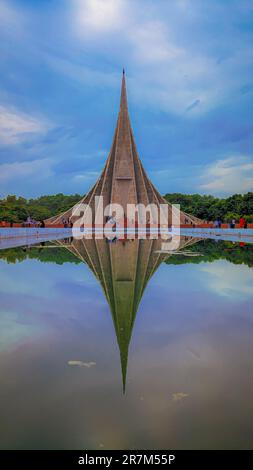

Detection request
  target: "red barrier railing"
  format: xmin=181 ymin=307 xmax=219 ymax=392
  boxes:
xmin=1 ymin=221 xmax=253 ymax=229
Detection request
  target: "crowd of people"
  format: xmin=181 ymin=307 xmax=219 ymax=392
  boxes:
xmin=0 ymin=215 xmax=250 ymax=229
xmin=213 ymin=217 xmax=248 ymax=229
xmin=22 ymin=216 xmax=72 ymax=228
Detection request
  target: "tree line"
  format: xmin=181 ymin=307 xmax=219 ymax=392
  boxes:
xmin=164 ymin=192 xmax=253 ymax=222
xmin=0 ymin=239 xmax=252 ymax=268
xmin=0 ymin=192 xmax=252 ymax=223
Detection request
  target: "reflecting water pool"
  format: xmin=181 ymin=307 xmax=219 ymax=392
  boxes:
xmin=0 ymin=237 xmax=253 ymax=449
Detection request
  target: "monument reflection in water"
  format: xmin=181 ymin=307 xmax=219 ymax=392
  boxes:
xmin=55 ymin=234 xmax=199 ymax=392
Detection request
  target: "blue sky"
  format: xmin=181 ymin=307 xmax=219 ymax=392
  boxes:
xmin=0 ymin=0 xmax=253 ymax=198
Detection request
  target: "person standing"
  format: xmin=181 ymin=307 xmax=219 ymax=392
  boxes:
xmin=239 ymin=216 xmax=245 ymax=228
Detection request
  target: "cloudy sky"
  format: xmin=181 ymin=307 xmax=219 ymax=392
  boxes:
xmin=0 ymin=0 xmax=253 ymax=198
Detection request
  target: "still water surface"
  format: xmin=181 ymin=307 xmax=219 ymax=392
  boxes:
xmin=0 ymin=237 xmax=253 ymax=449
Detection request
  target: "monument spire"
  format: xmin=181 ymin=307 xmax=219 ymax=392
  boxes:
xmin=55 ymin=235 xmax=201 ymax=392
xmin=45 ymin=71 xmax=201 ymax=226
xmin=119 ymin=68 xmax=128 ymax=114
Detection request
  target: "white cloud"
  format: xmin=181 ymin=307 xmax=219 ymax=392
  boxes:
xmin=46 ymin=55 xmax=117 ymax=88
xmin=68 ymin=0 xmax=253 ymax=117
xmin=74 ymin=0 xmax=125 ymax=35
xmin=73 ymin=171 xmax=99 ymax=179
xmin=130 ymin=21 xmax=183 ymax=64
xmin=0 ymin=105 xmax=52 ymax=145
xmin=201 ymin=261 xmax=253 ymax=299
xmin=200 ymin=156 xmax=253 ymax=195
xmin=0 ymin=158 xmax=53 ymax=183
